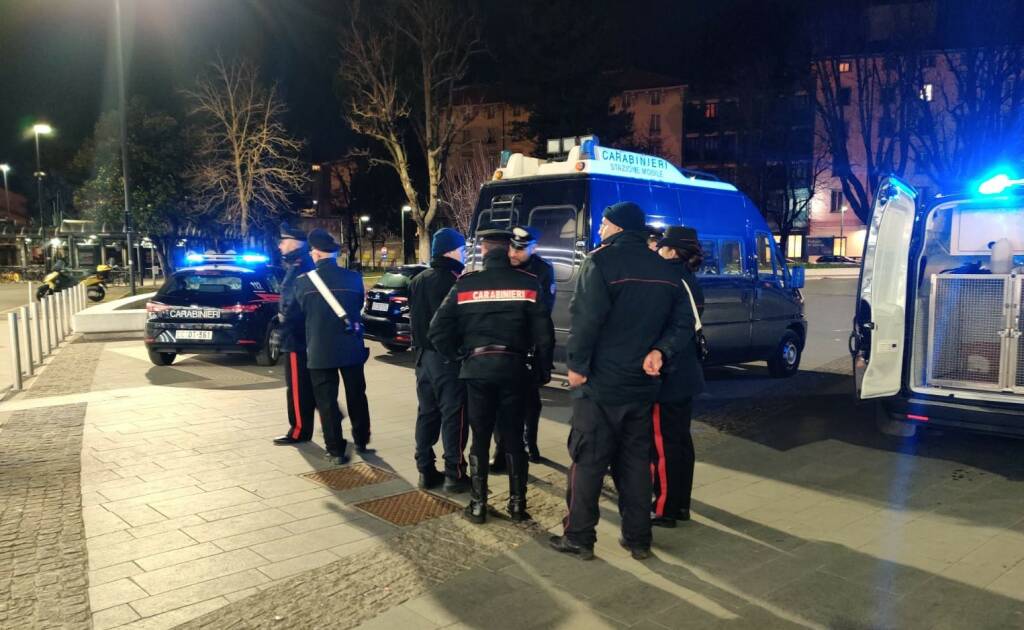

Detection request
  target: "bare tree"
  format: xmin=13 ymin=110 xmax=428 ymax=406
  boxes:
xmin=439 ymin=144 xmax=495 ymax=235
xmin=767 ymin=142 xmax=831 ymax=257
xmin=339 ymin=0 xmax=480 ymax=261
xmin=814 ymin=55 xmax=917 ymax=223
xmin=912 ymin=47 xmax=1024 ymax=189
xmin=186 ymin=58 xmax=308 ymax=236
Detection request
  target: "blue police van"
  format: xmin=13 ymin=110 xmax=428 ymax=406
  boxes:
xmin=467 ymin=140 xmax=807 ymax=377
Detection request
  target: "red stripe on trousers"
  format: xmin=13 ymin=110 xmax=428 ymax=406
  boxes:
xmin=652 ymin=403 xmax=669 ymax=517
xmin=289 ymin=352 xmax=303 ymax=439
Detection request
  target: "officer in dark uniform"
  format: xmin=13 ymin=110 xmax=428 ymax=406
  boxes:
xmin=408 ymin=228 xmax=469 ymax=492
xmin=428 ymin=227 xmax=554 ymax=524
xmin=285 ymin=229 xmax=372 ymax=464
xmin=651 ymin=225 xmax=705 ymax=528
xmin=549 ymin=202 xmax=693 ymax=561
xmin=491 ymin=225 xmax=556 ymax=467
xmin=273 ymin=224 xmax=317 ymax=446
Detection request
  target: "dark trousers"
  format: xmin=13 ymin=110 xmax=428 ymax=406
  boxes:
xmin=466 ymin=379 xmax=527 ymax=466
xmin=563 ymin=398 xmax=653 ymax=548
xmin=651 ymin=400 xmax=695 ymax=518
xmin=524 ymin=385 xmax=542 ymax=448
xmin=309 ymin=365 xmax=372 ymax=454
xmin=414 ymin=350 xmax=468 ymax=478
xmin=284 ymin=351 xmax=316 ymax=440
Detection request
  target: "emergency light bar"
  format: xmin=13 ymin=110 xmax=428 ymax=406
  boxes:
xmin=978 ymin=173 xmax=1024 ymax=195
xmin=184 ymin=253 xmax=269 ymax=266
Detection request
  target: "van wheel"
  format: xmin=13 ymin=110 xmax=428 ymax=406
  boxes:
xmin=767 ymin=330 xmax=801 ymax=378
xmin=875 ymin=402 xmax=917 ymax=437
xmin=147 ymin=349 xmax=176 ymax=366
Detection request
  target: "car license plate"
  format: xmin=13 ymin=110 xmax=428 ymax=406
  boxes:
xmin=175 ymin=330 xmax=213 ymax=341
xmin=371 ymin=302 xmax=389 ymax=313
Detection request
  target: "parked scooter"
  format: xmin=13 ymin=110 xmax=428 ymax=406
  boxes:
xmin=36 ymin=261 xmax=77 ymax=300
xmin=83 ymin=264 xmax=112 ymax=302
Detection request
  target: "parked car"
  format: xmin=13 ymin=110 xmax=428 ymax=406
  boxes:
xmin=470 ymin=140 xmax=807 ymax=378
xmin=815 ymin=255 xmax=860 ymax=264
xmin=144 ymin=254 xmax=282 ymax=366
xmin=362 ymin=264 xmax=429 ymax=353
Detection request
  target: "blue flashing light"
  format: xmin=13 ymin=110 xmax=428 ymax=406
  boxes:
xmin=185 ymin=253 xmax=204 ymax=264
xmin=239 ymin=254 xmax=269 ymax=264
xmin=978 ymin=173 xmax=1022 ymax=195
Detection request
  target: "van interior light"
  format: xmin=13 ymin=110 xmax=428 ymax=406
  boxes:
xmin=978 ymin=173 xmax=1024 ymax=195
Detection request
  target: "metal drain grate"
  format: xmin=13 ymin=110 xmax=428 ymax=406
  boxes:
xmin=354 ymin=490 xmax=461 ymax=526
xmin=301 ymin=463 xmax=398 ymax=491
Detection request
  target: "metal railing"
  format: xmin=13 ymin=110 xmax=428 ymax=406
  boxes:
xmin=6 ymin=282 xmax=87 ymax=392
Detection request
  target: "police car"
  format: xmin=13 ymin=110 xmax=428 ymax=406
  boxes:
xmin=144 ymin=253 xmax=283 ymax=367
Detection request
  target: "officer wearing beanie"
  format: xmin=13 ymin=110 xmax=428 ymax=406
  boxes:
xmin=408 ymin=228 xmax=470 ymax=492
xmin=491 ymin=225 xmax=556 ymax=469
xmin=286 ymin=228 xmax=372 ymax=464
xmin=550 ymin=201 xmax=694 ymax=561
xmin=273 ymin=223 xmax=317 ymax=446
xmin=428 ymin=226 xmax=554 ymax=525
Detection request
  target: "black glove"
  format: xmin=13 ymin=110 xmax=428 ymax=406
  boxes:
xmin=535 ymin=368 xmax=552 ymax=386
xmin=341 ymin=316 xmax=362 ymax=336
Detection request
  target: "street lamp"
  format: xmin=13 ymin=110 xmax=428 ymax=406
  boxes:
xmin=839 ymin=205 xmax=847 ymax=255
xmin=0 ymin=164 xmax=10 ymax=222
xmin=401 ymin=205 xmax=411 ymax=263
xmin=31 ymin=123 xmax=53 ymax=270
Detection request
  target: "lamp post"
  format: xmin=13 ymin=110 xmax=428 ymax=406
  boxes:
xmin=31 ymin=124 xmax=53 ymax=270
xmin=115 ymin=0 xmax=136 ymax=295
xmin=401 ymin=205 xmax=411 ymax=264
xmin=840 ymin=205 xmax=847 ymax=256
xmin=0 ymin=164 xmax=10 ymax=222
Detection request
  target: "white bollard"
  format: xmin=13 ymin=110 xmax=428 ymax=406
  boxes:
xmin=29 ymin=302 xmax=41 ymax=367
xmin=55 ymin=292 xmax=64 ymax=342
xmin=8 ymin=312 xmax=22 ymax=391
xmin=28 ymin=281 xmax=34 ymax=304
xmin=41 ymin=296 xmax=50 ymax=355
xmin=46 ymin=295 xmax=56 ymax=351
xmin=63 ymin=291 xmax=71 ymax=336
xmin=19 ymin=306 xmax=33 ymax=377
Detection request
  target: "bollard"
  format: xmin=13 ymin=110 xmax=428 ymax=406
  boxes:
xmin=55 ymin=292 xmax=64 ymax=343
xmin=8 ymin=312 xmax=22 ymax=391
xmin=19 ymin=306 xmax=33 ymax=377
xmin=30 ymin=302 xmax=42 ymax=366
xmin=41 ymin=296 xmax=51 ymax=355
xmin=28 ymin=281 xmax=34 ymax=304
xmin=63 ymin=291 xmax=71 ymax=336
xmin=67 ymin=290 xmax=74 ymax=334
xmin=46 ymin=295 xmax=56 ymax=351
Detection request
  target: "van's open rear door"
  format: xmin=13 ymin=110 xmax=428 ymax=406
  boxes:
xmin=851 ymin=177 xmax=917 ymax=399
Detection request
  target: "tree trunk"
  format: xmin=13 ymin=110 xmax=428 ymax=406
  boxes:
xmin=416 ymin=225 xmax=430 ymax=263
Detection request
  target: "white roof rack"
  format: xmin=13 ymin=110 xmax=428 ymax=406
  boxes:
xmin=492 ymin=143 xmax=738 ymax=192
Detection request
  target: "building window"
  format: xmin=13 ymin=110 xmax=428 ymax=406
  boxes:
xmin=704 ymin=102 xmax=718 ymax=119
xmin=920 ymin=83 xmax=934 ymax=101
xmin=684 ymin=136 xmax=701 ymax=160
xmin=838 ymin=61 xmax=851 ymax=73
xmin=839 ymin=87 xmax=852 ymax=106
xmin=487 ymin=106 xmax=496 ymax=119
xmin=651 ymin=90 xmax=662 ymax=105
xmin=649 ymin=114 xmax=662 ymax=134
xmin=830 ymin=190 xmax=844 ymax=213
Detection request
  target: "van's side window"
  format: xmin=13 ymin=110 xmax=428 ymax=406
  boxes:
xmin=699 ymin=240 xmax=719 ymax=275
xmin=721 ymin=240 xmax=744 ymax=275
xmin=528 ymin=205 xmax=577 ymax=282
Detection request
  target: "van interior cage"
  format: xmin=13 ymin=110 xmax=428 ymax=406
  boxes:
xmin=926 ymin=274 xmax=1024 ymax=393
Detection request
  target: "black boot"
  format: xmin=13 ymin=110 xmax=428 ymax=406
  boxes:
xmin=506 ymin=452 xmax=531 ymax=522
xmin=464 ymin=455 xmax=488 ymax=524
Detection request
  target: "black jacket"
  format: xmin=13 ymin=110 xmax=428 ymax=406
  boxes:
xmin=517 ymin=254 xmax=557 ymax=312
xmin=658 ymin=261 xmax=705 ymax=402
xmin=408 ymin=256 xmax=464 ymax=352
xmin=428 ymin=248 xmax=554 ymax=382
xmin=277 ymin=246 xmax=316 ymax=353
xmin=567 ymin=230 xmax=695 ymax=405
xmin=287 ymin=258 xmax=368 ymax=370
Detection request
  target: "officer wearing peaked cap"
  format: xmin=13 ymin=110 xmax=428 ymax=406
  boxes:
xmin=428 ymin=226 xmax=554 ymax=524
xmin=491 ymin=225 xmax=557 ymax=469
xmin=273 ymin=223 xmax=317 ymax=446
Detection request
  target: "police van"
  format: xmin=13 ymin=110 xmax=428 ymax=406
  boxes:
xmin=467 ymin=140 xmax=807 ymax=377
xmin=851 ymin=172 xmax=1024 ymax=437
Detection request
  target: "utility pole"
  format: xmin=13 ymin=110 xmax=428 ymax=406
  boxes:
xmin=115 ymin=0 xmax=136 ymax=295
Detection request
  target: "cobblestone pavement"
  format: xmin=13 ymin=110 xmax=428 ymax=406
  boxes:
xmin=0 ymin=402 xmax=91 ymax=630
xmin=24 ymin=341 xmax=105 ymax=400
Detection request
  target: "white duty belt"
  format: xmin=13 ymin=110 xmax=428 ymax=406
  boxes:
xmin=306 ymin=269 xmax=349 ymax=319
